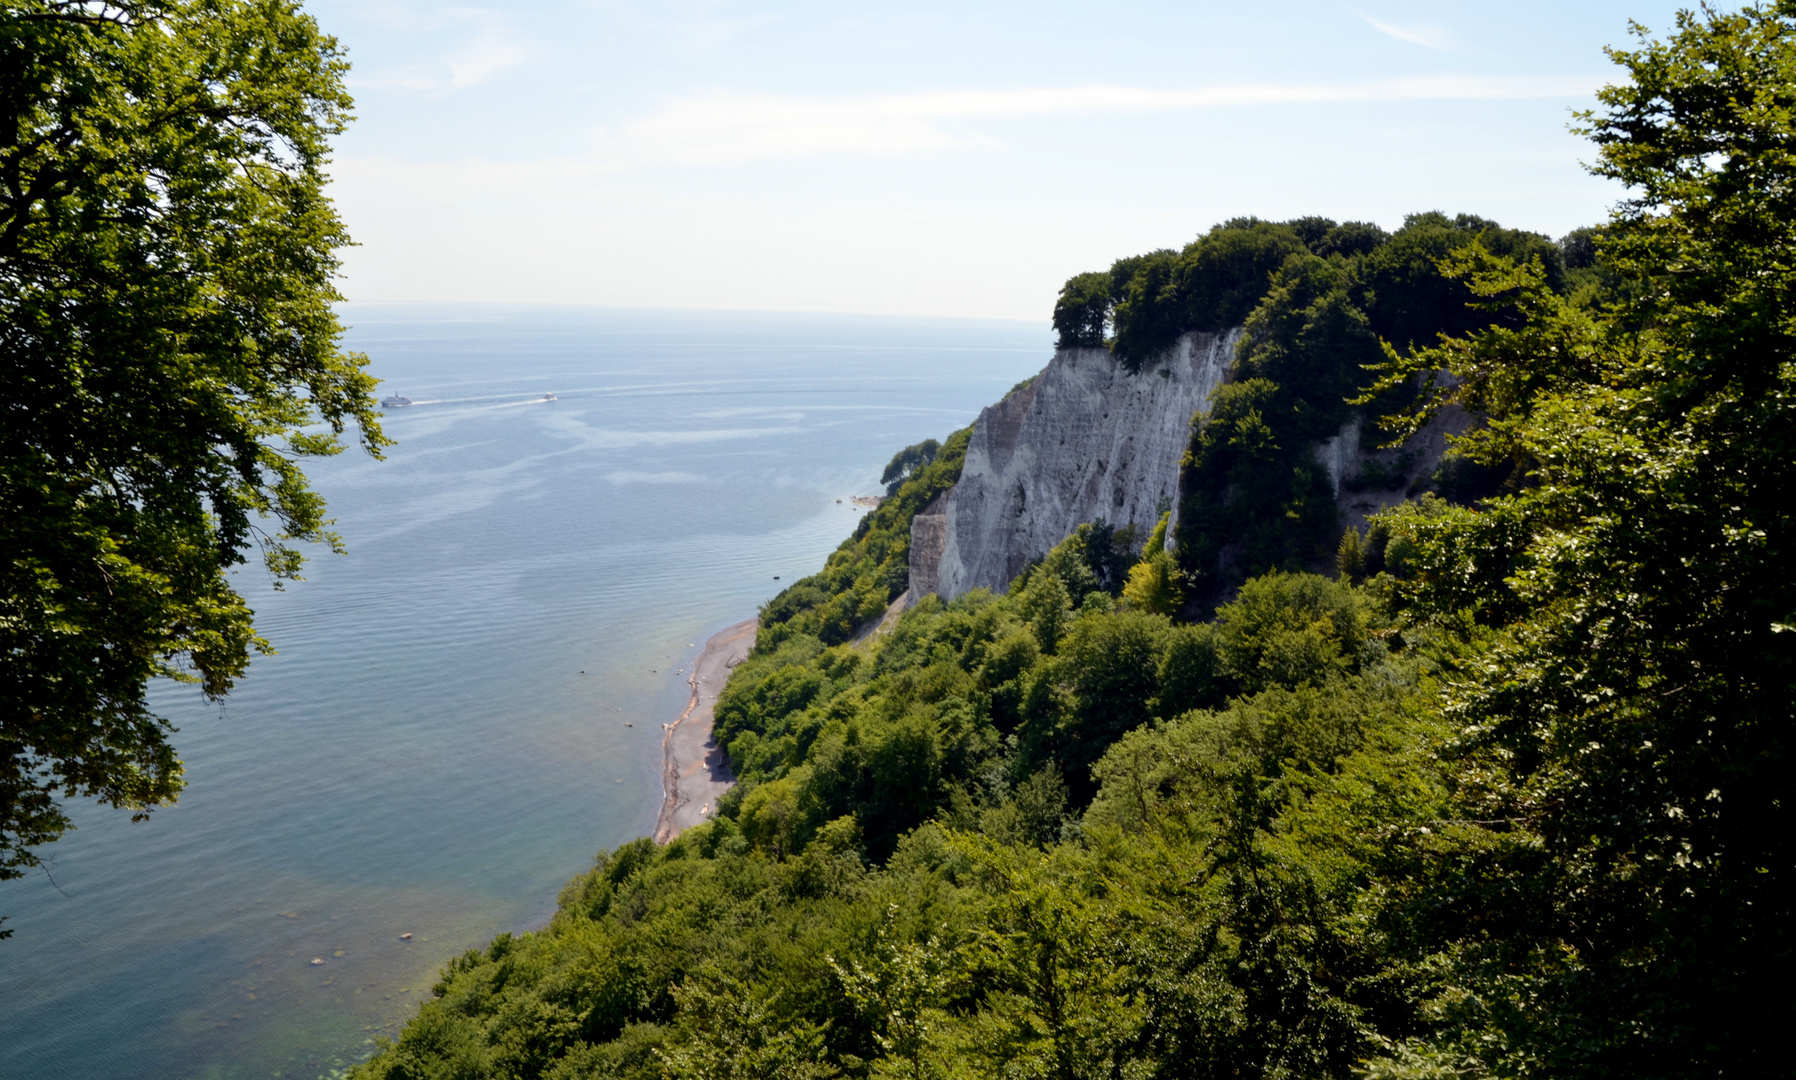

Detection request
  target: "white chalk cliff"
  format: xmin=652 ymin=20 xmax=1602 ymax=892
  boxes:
xmin=907 ymin=330 xmax=1469 ymax=603
xmin=914 ymin=331 xmax=1238 ymax=601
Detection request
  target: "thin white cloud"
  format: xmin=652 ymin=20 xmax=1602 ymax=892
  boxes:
xmin=1354 ymin=11 xmax=1456 ymax=51
xmin=349 ymin=9 xmax=535 ymax=95
xmin=612 ymin=76 xmax=1591 ymax=164
xmin=445 ymin=36 xmax=532 ymax=89
xmin=620 ymin=93 xmax=973 ymax=162
xmin=337 ymin=74 xmax=1597 ymax=193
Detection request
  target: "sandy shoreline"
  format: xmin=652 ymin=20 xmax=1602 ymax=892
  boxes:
xmin=653 ymin=619 xmax=756 ymax=843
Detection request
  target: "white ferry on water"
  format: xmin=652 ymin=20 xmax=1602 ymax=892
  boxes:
xmin=381 ymin=395 xmax=413 ymax=408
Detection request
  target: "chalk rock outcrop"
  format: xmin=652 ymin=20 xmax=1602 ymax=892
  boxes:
xmin=1316 ymin=406 xmax=1478 ymax=532
xmin=907 ymin=492 xmax=948 ymax=598
xmin=905 ymin=329 xmax=1472 ymax=605
xmin=915 ymin=331 xmax=1238 ymax=600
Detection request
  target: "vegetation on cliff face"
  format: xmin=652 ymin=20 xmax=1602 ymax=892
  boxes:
xmin=1052 ymin=209 xmax=1568 ymax=603
xmin=756 ymin=428 xmax=971 ymax=651
xmin=357 ymin=7 xmax=1793 ymax=1078
xmin=1171 ymin=213 xmax=1564 ymax=598
xmin=880 ymin=439 xmax=941 ymax=496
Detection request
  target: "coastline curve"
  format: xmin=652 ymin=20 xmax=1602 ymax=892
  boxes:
xmin=653 ymin=619 xmax=756 ymax=843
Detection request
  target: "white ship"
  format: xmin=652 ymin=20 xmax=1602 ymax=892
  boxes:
xmin=381 ymin=395 xmax=414 ymax=408
xmin=543 ymin=392 xmax=558 ymax=402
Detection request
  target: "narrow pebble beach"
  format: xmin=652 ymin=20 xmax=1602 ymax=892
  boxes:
xmin=656 ymin=620 xmax=758 ymax=842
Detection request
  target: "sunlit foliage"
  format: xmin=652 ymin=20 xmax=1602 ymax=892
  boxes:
xmin=0 ymin=1 xmax=384 ymax=890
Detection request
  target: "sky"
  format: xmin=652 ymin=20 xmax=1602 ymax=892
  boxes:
xmin=311 ymin=0 xmax=1692 ymax=319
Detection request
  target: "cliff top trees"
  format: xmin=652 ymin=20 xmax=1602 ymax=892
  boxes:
xmin=0 ymin=1 xmax=381 ymax=894
xmin=1051 ymin=271 xmax=1111 ymax=349
xmin=881 ymin=438 xmax=941 ymax=495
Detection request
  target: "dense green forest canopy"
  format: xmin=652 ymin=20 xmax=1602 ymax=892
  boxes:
xmin=358 ymin=5 xmax=1794 ymax=1078
xmin=1050 ymin=214 xmax=1563 ymax=368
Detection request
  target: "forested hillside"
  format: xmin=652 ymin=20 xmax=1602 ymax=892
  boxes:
xmin=355 ymin=8 xmax=1794 ymax=1078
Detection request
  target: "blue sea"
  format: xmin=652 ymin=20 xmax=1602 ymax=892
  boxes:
xmin=0 ymin=306 xmax=1050 ymax=1079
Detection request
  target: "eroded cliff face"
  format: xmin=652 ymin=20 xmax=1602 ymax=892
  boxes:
xmin=908 ymin=330 xmax=1465 ymax=603
xmin=907 ymin=492 xmax=948 ymax=599
xmin=1317 ymin=406 xmax=1477 ymax=533
xmin=916 ymin=331 xmax=1237 ymax=600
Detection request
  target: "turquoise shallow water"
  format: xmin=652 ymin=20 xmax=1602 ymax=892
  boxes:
xmin=0 ymin=305 xmax=1049 ymax=1080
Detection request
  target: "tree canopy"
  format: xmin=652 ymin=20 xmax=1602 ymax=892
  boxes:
xmin=0 ymin=1 xmax=381 ymax=896
xmin=880 ymin=439 xmax=940 ymax=496
xmin=1358 ymin=5 xmax=1796 ymax=1067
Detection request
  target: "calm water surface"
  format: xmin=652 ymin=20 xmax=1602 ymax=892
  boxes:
xmin=0 ymin=305 xmax=1049 ymax=1079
